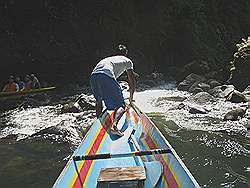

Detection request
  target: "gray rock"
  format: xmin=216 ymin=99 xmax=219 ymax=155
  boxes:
xmin=193 ymin=87 xmax=204 ymax=94
xmin=223 ymin=107 xmax=247 ymax=121
xmin=61 ymin=103 xmax=82 ymax=113
xmin=208 ymin=86 xmax=223 ymax=97
xmin=245 ymin=120 xmax=250 ymax=130
xmin=198 ymin=83 xmax=211 ymax=91
xmin=189 ymin=82 xmax=210 ymax=93
xmin=222 ymin=85 xmax=235 ymax=98
xmin=177 ymin=80 xmax=191 ymax=91
xmin=188 ymin=81 xmax=201 ymax=93
xmin=208 ymin=85 xmax=235 ymax=98
xmin=245 ymin=95 xmax=250 ymax=102
xmin=243 ymin=85 xmax=250 ymax=95
xmin=186 ymin=92 xmax=215 ymax=104
xmin=189 ymin=105 xmax=207 ymax=114
xmin=61 ymin=95 xmax=95 ymax=113
xmin=226 ymin=90 xmax=248 ymax=103
xmin=178 ymin=103 xmax=185 ymax=109
xmin=208 ymin=79 xmax=222 ymax=88
xmin=177 ymin=73 xmax=206 ymax=91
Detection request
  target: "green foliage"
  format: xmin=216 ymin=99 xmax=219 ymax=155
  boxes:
xmin=228 ymin=36 xmax=250 ymax=90
xmin=0 ymin=0 xmax=250 ymax=84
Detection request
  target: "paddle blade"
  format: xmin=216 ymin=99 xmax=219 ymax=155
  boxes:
xmin=144 ymin=161 xmax=163 ymax=188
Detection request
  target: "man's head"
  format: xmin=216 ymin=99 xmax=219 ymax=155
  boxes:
xmin=25 ymin=75 xmax=30 ymax=82
xmin=15 ymin=77 xmax=20 ymax=82
xmin=117 ymin=44 xmax=128 ymax=56
xmin=8 ymin=76 xmax=14 ymax=83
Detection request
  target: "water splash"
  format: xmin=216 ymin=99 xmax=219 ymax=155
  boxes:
xmin=0 ymin=104 xmax=95 ymax=144
xmin=134 ymin=84 xmax=249 ymax=135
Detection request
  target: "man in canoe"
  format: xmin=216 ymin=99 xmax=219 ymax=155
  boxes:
xmin=30 ymin=74 xmax=41 ymax=89
xmin=15 ymin=76 xmax=25 ymax=91
xmin=90 ymin=44 xmax=137 ymax=134
xmin=2 ymin=76 xmax=19 ymax=92
xmin=24 ymin=75 xmax=33 ymax=90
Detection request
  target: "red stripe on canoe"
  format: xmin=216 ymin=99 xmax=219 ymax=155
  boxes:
xmin=145 ymin=134 xmax=180 ymax=188
xmin=72 ymin=113 xmax=114 ymax=188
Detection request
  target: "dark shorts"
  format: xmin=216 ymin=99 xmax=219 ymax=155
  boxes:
xmin=90 ymin=73 xmax=125 ymax=110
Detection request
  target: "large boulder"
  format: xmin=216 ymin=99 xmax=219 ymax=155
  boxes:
xmin=177 ymin=73 xmax=206 ymax=91
xmin=189 ymin=105 xmax=208 ymax=114
xmin=243 ymin=85 xmax=250 ymax=102
xmin=208 ymin=79 xmax=222 ymax=89
xmin=223 ymin=107 xmax=247 ymax=121
xmin=198 ymin=83 xmax=211 ymax=91
xmin=185 ymin=92 xmax=215 ymax=104
xmin=226 ymin=90 xmax=248 ymax=103
xmin=188 ymin=81 xmax=202 ymax=93
xmin=192 ymin=87 xmax=204 ymax=94
xmin=61 ymin=95 xmax=95 ymax=113
xmin=208 ymin=85 xmax=235 ymax=98
xmin=243 ymin=85 xmax=250 ymax=95
xmin=61 ymin=103 xmax=82 ymax=113
xmin=188 ymin=82 xmax=210 ymax=94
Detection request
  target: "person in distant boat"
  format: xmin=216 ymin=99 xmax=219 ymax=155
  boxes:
xmin=30 ymin=74 xmax=41 ymax=89
xmin=15 ymin=76 xmax=25 ymax=91
xmin=2 ymin=76 xmax=19 ymax=92
xmin=90 ymin=44 xmax=138 ymax=135
xmin=24 ymin=75 xmax=33 ymax=90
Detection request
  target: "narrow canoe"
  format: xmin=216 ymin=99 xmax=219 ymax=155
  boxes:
xmin=53 ymin=103 xmax=200 ymax=188
xmin=0 ymin=86 xmax=56 ymax=99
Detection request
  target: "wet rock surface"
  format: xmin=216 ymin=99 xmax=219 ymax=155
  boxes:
xmin=226 ymin=90 xmax=248 ymax=103
xmin=185 ymin=92 xmax=215 ymax=105
xmin=177 ymin=73 xmax=206 ymax=92
xmin=224 ymin=107 xmax=247 ymax=121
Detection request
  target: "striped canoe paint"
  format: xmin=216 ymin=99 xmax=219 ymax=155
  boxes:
xmin=53 ymin=105 xmax=200 ymax=188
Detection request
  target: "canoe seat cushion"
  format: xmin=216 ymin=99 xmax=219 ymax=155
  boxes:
xmin=98 ymin=166 xmax=146 ymax=186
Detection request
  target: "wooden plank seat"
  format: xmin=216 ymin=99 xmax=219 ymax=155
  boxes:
xmin=97 ymin=166 xmax=146 ymax=188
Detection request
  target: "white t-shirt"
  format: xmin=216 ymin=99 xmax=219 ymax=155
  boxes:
xmin=92 ymin=55 xmax=133 ymax=79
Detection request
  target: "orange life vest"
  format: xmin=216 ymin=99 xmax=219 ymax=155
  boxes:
xmin=3 ymin=83 xmax=18 ymax=92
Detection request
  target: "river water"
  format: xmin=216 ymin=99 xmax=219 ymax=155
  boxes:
xmin=0 ymin=83 xmax=249 ymax=188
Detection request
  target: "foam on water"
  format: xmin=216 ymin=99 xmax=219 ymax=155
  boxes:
xmin=0 ymin=104 xmax=95 ymax=144
xmin=132 ymin=83 xmax=249 ymax=135
xmin=0 ymin=82 xmax=248 ymax=144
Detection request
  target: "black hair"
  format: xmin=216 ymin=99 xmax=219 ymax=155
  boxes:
xmin=117 ymin=44 xmax=128 ymax=56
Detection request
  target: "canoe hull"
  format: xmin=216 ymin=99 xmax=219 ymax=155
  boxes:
xmin=53 ymin=105 xmax=199 ymax=188
xmin=0 ymin=87 xmax=56 ymax=99
xmin=138 ymin=109 xmax=199 ymax=188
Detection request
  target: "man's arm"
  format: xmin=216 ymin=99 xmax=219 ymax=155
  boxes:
xmin=2 ymin=85 xmax=7 ymax=92
xmin=127 ymin=69 xmax=136 ymax=103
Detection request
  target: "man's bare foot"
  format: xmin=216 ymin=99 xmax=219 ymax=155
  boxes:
xmin=110 ymin=125 xmax=124 ymax=137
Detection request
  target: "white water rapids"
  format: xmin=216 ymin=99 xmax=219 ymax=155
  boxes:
xmin=0 ymin=82 xmax=249 ymax=142
xmin=0 ymin=82 xmax=249 ymax=187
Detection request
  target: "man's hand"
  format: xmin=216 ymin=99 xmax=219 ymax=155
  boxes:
xmin=129 ymin=95 xmax=134 ymax=104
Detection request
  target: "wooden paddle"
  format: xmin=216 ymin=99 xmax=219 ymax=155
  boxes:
xmin=73 ymin=148 xmax=171 ymax=161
